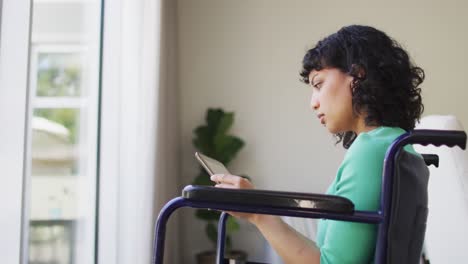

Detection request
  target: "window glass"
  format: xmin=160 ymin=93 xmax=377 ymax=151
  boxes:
xmin=27 ymin=1 xmax=102 ymax=263
xmin=36 ymin=52 xmax=82 ymax=97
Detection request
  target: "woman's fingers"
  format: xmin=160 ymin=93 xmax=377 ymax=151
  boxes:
xmin=209 ymin=174 xmax=256 ymax=221
xmin=210 ymin=174 xmax=236 ymax=184
xmin=214 ymin=183 xmax=237 ymax=189
xmin=210 ymin=174 xmax=253 ymax=189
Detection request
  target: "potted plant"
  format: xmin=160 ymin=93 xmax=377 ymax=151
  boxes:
xmin=192 ymin=108 xmax=248 ymax=263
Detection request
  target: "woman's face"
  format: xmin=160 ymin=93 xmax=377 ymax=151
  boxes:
xmin=308 ymin=68 xmax=363 ymax=134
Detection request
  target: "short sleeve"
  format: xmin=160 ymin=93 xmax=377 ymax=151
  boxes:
xmin=319 ymin=135 xmax=386 ymax=264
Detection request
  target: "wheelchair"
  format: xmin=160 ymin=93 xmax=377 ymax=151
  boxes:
xmin=153 ymin=129 xmax=467 ymax=264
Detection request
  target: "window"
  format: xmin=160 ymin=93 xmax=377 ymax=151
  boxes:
xmin=26 ymin=1 xmax=102 ymax=263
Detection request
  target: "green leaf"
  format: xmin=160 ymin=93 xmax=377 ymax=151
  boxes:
xmin=34 ymin=109 xmax=79 ymax=143
xmin=206 ymin=222 xmax=218 ymax=245
xmin=196 ymin=209 xmax=221 ymax=221
xmin=214 ymin=136 xmax=245 ymax=164
xmin=225 ymin=236 xmax=232 ymax=251
xmin=193 ymin=126 xmax=213 ymax=154
xmin=216 ymin=112 xmax=234 ymax=136
xmin=204 ymin=218 xmax=235 ymax=249
xmin=206 ymin=109 xmax=225 ymax=132
xmin=193 ymin=170 xmax=212 ymax=185
xmin=226 ymin=216 xmax=240 ymax=233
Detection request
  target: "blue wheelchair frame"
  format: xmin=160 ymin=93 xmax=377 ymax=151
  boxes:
xmin=153 ymin=129 xmax=466 ymax=264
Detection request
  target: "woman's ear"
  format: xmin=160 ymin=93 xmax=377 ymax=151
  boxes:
xmin=349 ymin=64 xmax=365 ymax=95
xmin=350 ymin=64 xmax=366 ymax=80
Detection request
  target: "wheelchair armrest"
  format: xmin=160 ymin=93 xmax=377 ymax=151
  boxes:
xmin=182 ymin=185 xmax=354 ymax=214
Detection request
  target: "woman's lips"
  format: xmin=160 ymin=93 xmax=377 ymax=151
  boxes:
xmin=317 ymin=113 xmax=325 ymax=124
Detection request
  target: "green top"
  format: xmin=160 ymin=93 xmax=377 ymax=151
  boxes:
xmin=316 ymin=126 xmax=418 ymax=264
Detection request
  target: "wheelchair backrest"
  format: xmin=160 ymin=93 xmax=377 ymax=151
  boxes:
xmin=386 ymin=150 xmax=429 ymax=263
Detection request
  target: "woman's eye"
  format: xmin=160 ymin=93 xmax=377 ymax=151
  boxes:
xmin=313 ymin=82 xmax=322 ymax=89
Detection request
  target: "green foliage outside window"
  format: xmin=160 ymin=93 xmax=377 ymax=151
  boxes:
xmin=36 ymin=53 xmax=81 ymax=97
xmin=34 ymin=109 xmax=79 ymax=144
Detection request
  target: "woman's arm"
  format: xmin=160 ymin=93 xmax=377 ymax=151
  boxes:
xmin=253 ymin=214 xmax=320 ymax=264
xmin=210 ymin=174 xmax=321 ymax=264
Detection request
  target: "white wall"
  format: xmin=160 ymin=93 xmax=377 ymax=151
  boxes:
xmin=176 ymin=0 xmax=468 ymax=262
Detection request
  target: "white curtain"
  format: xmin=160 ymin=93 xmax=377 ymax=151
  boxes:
xmin=100 ymin=0 xmax=180 ymax=263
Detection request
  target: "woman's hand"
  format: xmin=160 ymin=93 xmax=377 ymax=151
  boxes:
xmin=211 ymin=174 xmax=321 ymax=263
xmin=210 ymin=174 xmax=254 ymax=190
xmin=210 ymin=174 xmax=258 ymax=222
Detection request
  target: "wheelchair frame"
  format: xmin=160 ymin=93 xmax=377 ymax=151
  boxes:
xmin=152 ymin=129 xmax=466 ymax=264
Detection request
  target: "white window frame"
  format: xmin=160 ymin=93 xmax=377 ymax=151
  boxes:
xmin=29 ymin=43 xmax=88 ymax=103
xmin=0 ymin=0 xmax=32 ymax=263
xmin=0 ymin=0 xmax=103 ymax=262
xmin=28 ymin=41 xmax=99 ymax=264
xmin=98 ymin=0 xmax=121 ymax=262
xmin=29 ymin=43 xmax=91 ymax=182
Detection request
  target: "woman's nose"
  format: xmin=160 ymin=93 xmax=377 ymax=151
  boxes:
xmin=310 ymin=93 xmax=319 ymax=110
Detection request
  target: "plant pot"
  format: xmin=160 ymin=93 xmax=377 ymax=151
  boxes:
xmin=196 ymin=250 xmax=248 ymax=264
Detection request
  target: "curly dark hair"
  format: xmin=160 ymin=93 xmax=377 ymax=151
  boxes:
xmin=300 ymin=25 xmax=424 ymax=148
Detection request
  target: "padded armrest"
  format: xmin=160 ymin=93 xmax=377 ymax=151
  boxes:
xmin=182 ymin=185 xmax=354 ymax=214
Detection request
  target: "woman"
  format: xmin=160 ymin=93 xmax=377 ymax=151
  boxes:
xmin=210 ymin=25 xmax=425 ymax=264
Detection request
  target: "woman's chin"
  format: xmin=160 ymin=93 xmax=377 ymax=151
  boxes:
xmin=326 ymin=126 xmax=337 ymax=134
xmin=326 ymin=125 xmax=344 ymax=135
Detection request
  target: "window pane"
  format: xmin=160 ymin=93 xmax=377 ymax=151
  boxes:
xmin=26 ymin=0 xmax=102 ymax=263
xmin=36 ymin=52 xmax=82 ymax=97
xmin=31 ymin=109 xmax=80 ymax=176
